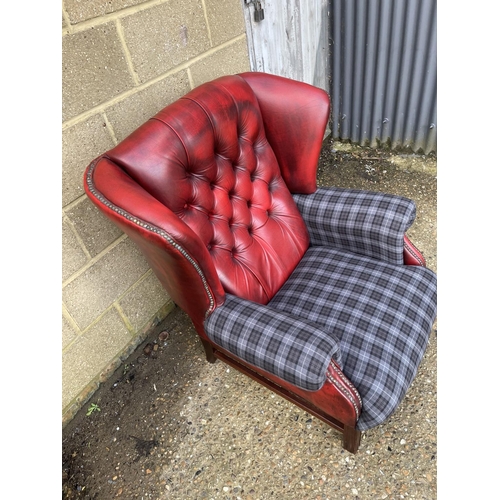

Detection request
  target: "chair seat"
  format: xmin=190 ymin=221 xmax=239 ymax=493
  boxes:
xmin=269 ymin=246 xmax=437 ymax=430
xmin=205 ymin=245 xmax=437 ymax=431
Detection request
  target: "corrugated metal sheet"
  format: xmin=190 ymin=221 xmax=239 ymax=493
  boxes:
xmin=330 ymin=0 xmax=437 ymax=154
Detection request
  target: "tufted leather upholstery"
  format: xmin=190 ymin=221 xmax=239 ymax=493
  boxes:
xmin=104 ymin=75 xmax=315 ymax=304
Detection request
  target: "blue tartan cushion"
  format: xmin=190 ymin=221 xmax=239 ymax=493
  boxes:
xmin=293 ymin=187 xmax=416 ymax=264
xmin=204 ymin=294 xmax=343 ymax=391
xmin=268 ymin=246 xmax=437 ymax=431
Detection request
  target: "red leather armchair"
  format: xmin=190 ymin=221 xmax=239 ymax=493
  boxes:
xmin=84 ymin=73 xmax=437 ymax=453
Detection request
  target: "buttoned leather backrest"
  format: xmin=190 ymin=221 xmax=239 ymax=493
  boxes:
xmin=105 ymin=75 xmax=310 ymax=304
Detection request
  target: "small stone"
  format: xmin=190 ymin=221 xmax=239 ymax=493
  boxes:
xmin=158 ymin=330 xmax=169 ymax=341
xmin=143 ymin=343 xmax=154 ymax=357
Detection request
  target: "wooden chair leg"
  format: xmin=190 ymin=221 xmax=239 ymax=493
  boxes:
xmin=343 ymin=425 xmax=361 ymax=454
xmin=200 ymin=339 xmax=216 ymax=363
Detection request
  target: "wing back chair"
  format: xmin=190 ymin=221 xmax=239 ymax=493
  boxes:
xmin=84 ymin=73 xmax=437 ymax=453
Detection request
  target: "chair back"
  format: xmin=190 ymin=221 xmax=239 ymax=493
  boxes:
xmin=89 ymin=75 xmax=311 ymax=305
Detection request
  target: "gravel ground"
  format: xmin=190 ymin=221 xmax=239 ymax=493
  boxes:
xmin=62 ymin=138 xmax=437 ymax=500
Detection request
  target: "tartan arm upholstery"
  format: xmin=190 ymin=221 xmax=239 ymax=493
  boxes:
xmin=293 ymin=187 xmax=416 ymax=265
xmin=204 ymin=294 xmax=343 ymax=391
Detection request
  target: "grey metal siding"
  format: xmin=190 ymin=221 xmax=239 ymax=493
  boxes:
xmin=330 ymin=0 xmax=437 ymax=154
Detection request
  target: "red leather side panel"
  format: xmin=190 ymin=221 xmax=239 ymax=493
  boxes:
xmin=84 ymin=157 xmax=226 ymax=331
xmin=240 ymin=72 xmax=330 ymax=194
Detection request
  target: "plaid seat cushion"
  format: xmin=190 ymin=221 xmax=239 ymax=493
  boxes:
xmin=268 ymin=246 xmax=437 ymax=430
xmin=293 ymin=187 xmax=416 ymax=264
xmin=204 ymin=293 xmax=343 ymax=391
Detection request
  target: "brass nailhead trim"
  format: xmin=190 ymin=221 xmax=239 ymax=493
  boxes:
xmin=85 ymin=158 xmax=216 ymax=317
xmin=326 ymin=372 xmax=360 ymax=420
xmin=327 ymin=361 xmax=362 ymax=420
xmin=404 ymin=239 xmax=426 ymax=266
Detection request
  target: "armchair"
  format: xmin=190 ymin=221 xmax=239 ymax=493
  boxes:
xmin=84 ymin=73 xmax=437 ymax=453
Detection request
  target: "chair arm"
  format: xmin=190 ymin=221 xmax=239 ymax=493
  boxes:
xmin=293 ymin=187 xmax=416 ymax=265
xmin=204 ymin=294 xmax=342 ymax=392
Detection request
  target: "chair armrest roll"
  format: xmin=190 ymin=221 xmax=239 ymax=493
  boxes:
xmin=204 ymin=294 xmax=342 ymax=391
xmin=293 ymin=187 xmax=416 ymax=265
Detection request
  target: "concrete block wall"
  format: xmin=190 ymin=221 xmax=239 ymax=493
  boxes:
xmin=62 ymin=0 xmax=250 ymax=425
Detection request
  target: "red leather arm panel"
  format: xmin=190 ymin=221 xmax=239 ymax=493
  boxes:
xmin=84 ymin=156 xmax=226 ymax=333
xmin=403 ymin=235 xmax=427 ymax=266
xmin=325 ymin=361 xmax=362 ymax=425
xmin=240 ymin=72 xmax=330 ymax=194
